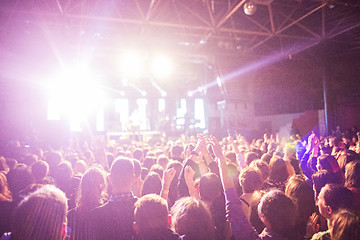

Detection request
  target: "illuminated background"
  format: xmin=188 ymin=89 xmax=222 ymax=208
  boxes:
xmin=0 ymin=0 xmax=359 ymax=145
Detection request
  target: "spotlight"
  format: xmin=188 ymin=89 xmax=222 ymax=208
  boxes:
xmin=152 ymin=55 xmax=173 ymax=78
xmin=161 ymin=91 xmax=167 ymax=97
xmin=141 ymin=91 xmax=147 ymax=97
xmin=187 ymin=91 xmax=193 ymax=97
xmin=244 ymin=1 xmax=257 ymax=16
xmin=216 ymin=76 xmax=222 ymax=87
xmin=120 ymin=51 xmax=144 ymax=78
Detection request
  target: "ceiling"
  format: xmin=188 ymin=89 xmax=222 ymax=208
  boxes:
xmin=0 ymin=0 xmax=360 ymax=105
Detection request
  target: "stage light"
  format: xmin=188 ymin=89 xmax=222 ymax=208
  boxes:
xmin=46 ymin=65 xmax=106 ymax=132
xmin=141 ymin=91 xmax=147 ymax=97
xmin=120 ymin=51 xmax=144 ymax=78
xmin=161 ymin=91 xmax=167 ymax=97
xmin=187 ymin=91 xmax=193 ymax=97
xmin=217 ymin=76 xmax=222 ymax=87
xmin=244 ymin=1 xmax=257 ymax=16
xmin=152 ymin=55 xmax=173 ymax=78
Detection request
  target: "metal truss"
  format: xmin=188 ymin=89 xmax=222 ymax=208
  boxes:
xmin=0 ymin=0 xmax=359 ymax=61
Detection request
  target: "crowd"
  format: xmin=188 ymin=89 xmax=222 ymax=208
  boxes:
xmin=0 ymin=126 xmax=359 ymax=240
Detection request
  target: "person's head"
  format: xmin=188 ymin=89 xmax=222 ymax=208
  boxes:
xmin=312 ymin=170 xmax=339 ymax=200
xmin=171 ymin=145 xmax=184 ymax=158
xmin=73 ymin=160 xmax=88 ymax=175
xmin=258 ymin=190 xmax=297 ymax=237
xmin=12 ymin=185 xmax=68 ymax=240
xmin=110 ymin=157 xmax=134 ymax=193
xmin=245 ymin=152 xmax=259 ymax=166
xmin=141 ymin=172 xmax=162 ymax=196
xmin=317 ymin=184 xmax=355 ymax=219
xmin=269 ymin=157 xmax=289 ymax=183
xmin=317 ymin=154 xmax=340 ymax=173
xmin=285 ymin=175 xmax=316 ymax=225
xmin=171 ymin=197 xmax=215 ymax=240
xmin=45 ymin=151 xmax=63 ymax=176
xmin=345 ymin=160 xmax=360 ymax=189
xmin=199 ymin=173 xmax=222 ymax=203
xmin=133 ymin=149 xmax=144 ymax=161
xmin=134 ymin=194 xmax=170 ymax=234
xmin=22 ymin=154 xmax=38 ymax=166
xmin=249 ymin=160 xmax=270 ymax=181
xmin=143 ymin=157 xmax=156 ymax=171
xmin=331 ymin=209 xmax=360 ymax=240
xmin=149 ymin=164 xmax=164 ymax=178
xmin=31 ymin=160 xmax=49 ymax=182
xmin=7 ymin=164 xmax=33 ymax=200
xmin=78 ymin=167 xmax=107 ymax=209
xmin=157 ymin=155 xmax=169 ymax=170
xmin=239 ymin=167 xmax=263 ymax=194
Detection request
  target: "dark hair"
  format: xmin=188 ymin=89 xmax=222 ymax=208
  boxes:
xmin=171 ymin=197 xmax=215 ymax=240
xmin=239 ymin=167 xmax=263 ymax=193
xmin=133 ymin=149 xmax=143 ymax=161
xmin=317 ymin=155 xmax=340 ymax=173
xmin=312 ymin=170 xmax=339 ymax=199
xmin=31 ymin=161 xmax=49 ymax=181
xmin=261 ymin=153 xmax=271 ymax=164
xmin=285 ymin=175 xmax=316 ymax=236
xmin=141 ymin=172 xmax=162 ymax=196
xmin=132 ymin=159 xmax=142 ymax=178
xmin=111 ymin=158 xmax=134 ymax=187
xmin=322 ymin=184 xmax=355 ymax=212
xmin=171 ymin=145 xmax=184 ymax=157
xmin=250 ymin=160 xmax=270 ymax=181
xmin=345 ymin=160 xmax=360 ymax=189
xmin=78 ymin=167 xmax=107 ymax=210
xmin=199 ymin=173 xmax=222 ymax=202
xmin=149 ymin=164 xmax=164 ymax=178
xmin=134 ymin=194 xmax=169 ymax=232
xmin=7 ymin=164 xmax=33 ymax=200
xmin=245 ymin=152 xmax=259 ymax=166
xmin=269 ymin=157 xmax=289 ymax=183
xmin=143 ymin=157 xmax=156 ymax=171
xmin=258 ymin=190 xmax=297 ymax=238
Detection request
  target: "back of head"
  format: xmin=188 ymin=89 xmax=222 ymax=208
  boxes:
xmin=171 ymin=145 xmax=183 ymax=158
xmin=7 ymin=164 xmax=33 ymax=199
xmin=143 ymin=157 xmax=156 ymax=171
xmin=258 ymin=190 xmax=297 ymax=238
xmin=239 ymin=167 xmax=263 ymax=193
xmin=317 ymin=154 xmax=340 ymax=173
xmin=79 ymin=167 xmax=106 ymax=209
xmin=133 ymin=149 xmax=143 ymax=161
xmin=322 ymin=184 xmax=355 ymax=213
xmin=12 ymin=185 xmax=67 ymax=240
xmin=245 ymin=152 xmax=259 ymax=166
xmin=331 ymin=209 xmax=360 ymax=240
xmin=261 ymin=153 xmax=271 ymax=164
xmin=250 ymin=159 xmax=270 ymax=181
xmin=285 ymin=175 xmax=316 ymax=225
xmin=134 ymin=194 xmax=169 ymax=233
xmin=269 ymin=157 xmax=289 ymax=183
xmin=141 ymin=172 xmax=162 ymax=196
xmin=171 ymin=197 xmax=215 ymax=240
xmin=199 ymin=173 xmax=222 ymax=202
xmin=345 ymin=160 xmax=360 ymax=189
xmin=110 ymin=157 xmax=134 ymax=190
xmin=31 ymin=160 xmax=49 ymax=181
xmin=312 ymin=170 xmax=339 ymax=199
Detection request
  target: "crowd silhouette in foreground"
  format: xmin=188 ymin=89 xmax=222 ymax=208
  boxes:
xmin=0 ymin=127 xmax=360 ymax=240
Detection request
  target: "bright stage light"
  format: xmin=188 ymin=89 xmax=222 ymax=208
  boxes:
xmin=120 ymin=51 xmax=144 ymax=78
xmin=152 ymin=55 xmax=173 ymax=78
xmin=187 ymin=91 xmax=193 ymax=97
xmin=216 ymin=76 xmax=222 ymax=87
xmin=46 ymin=66 xmax=106 ymax=131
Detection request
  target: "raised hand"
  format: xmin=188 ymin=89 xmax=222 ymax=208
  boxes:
xmin=305 ymin=212 xmax=320 ymax=238
xmin=162 ymin=168 xmax=176 ymax=189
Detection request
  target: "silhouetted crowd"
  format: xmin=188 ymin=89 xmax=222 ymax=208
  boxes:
xmin=0 ymin=128 xmax=359 ymax=240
